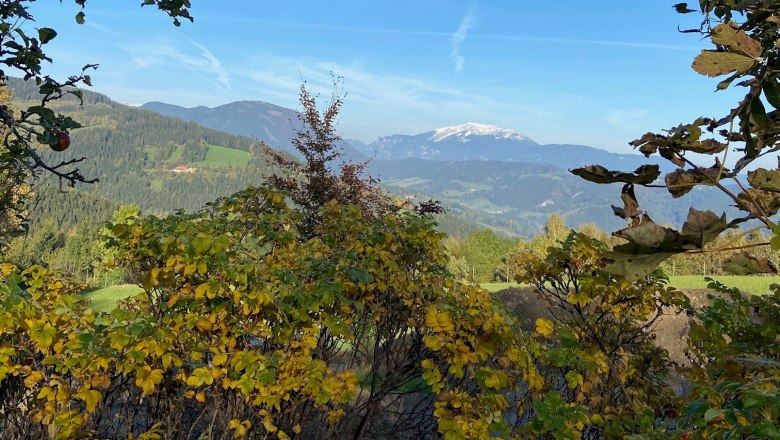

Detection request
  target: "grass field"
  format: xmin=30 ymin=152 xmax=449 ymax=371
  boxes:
xmin=481 ymin=276 xmax=779 ymax=295
xmin=200 ymin=145 xmax=250 ymax=168
xmin=84 ymin=276 xmax=778 ymax=313
xmin=85 ymin=284 xmax=142 ymax=312
xmin=481 ymin=282 xmax=525 ymax=292
xmin=168 ymin=145 xmax=183 ymax=163
xmin=666 ymin=275 xmax=778 ymax=294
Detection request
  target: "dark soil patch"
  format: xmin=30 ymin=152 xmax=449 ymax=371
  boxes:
xmin=494 ymin=287 xmax=717 ymax=367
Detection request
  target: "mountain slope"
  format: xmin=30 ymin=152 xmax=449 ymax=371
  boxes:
xmin=143 ymin=100 xmax=299 ymax=148
xmin=8 ymin=78 xmax=275 ymax=215
xmin=369 ymin=158 xmax=735 ymax=236
xmin=141 ymin=100 xmax=366 ymax=162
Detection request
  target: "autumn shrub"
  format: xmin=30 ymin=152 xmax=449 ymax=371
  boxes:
xmin=513 ymin=232 xmax=690 ymax=438
xmin=677 ymin=281 xmax=780 ymax=439
xmin=0 ymin=184 xmax=549 ymax=439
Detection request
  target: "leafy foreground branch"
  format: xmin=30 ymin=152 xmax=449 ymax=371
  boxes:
xmin=0 ymin=0 xmax=195 ymax=248
xmin=572 ymin=1 xmax=780 ymax=280
xmin=565 ymin=1 xmax=780 ymax=438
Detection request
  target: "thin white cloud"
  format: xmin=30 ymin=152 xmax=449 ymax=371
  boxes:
xmin=450 ymin=12 xmax=474 ymax=72
xmin=240 ymin=53 xmax=568 ymax=142
xmin=472 ymin=34 xmax=695 ymax=51
xmin=201 ymin=16 xmax=698 ymax=52
xmin=121 ymin=40 xmax=231 ymax=90
xmin=191 ymin=42 xmax=231 ymax=90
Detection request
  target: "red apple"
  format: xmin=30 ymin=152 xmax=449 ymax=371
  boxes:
xmin=50 ymin=132 xmax=70 ymax=152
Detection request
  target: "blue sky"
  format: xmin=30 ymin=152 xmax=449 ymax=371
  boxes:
xmin=27 ymin=1 xmax=742 ymax=152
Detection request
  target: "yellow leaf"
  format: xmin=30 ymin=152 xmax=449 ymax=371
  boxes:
xmin=37 ymin=386 xmax=55 ymax=401
xmin=425 ymin=307 xmax=440 ymax=331
xmin=711 ymin=22 xmax=762 ymax=58
xmin=423 ymin=335 xmax=442 ymax=351
xmin=213 ymin=353 xmax=227 ymax=366
xmin=692 ymin=50 xmax=756 ymax=78
xmin=262 ymin=416 xmax=277 ymax=432
xmin=29 ymin=321 xmax=57 ymax=348
xmin=24 ymin=371 xmax=44 ymax=388
xmin=162 ymin=353 xmax=173 ymax=369
xmin=233 ymin=424 xmax=247 ymax=438
xmin=195 ymin=392 xmax=206 ymax=403
xmin=534 ymin=318 xmax=554 ymax=338
xmin=196 ymin=319 xmax=213 ymax=331
xmin=195 ymin=283 xmax=210 ymax=299
xmin=75 ymin=388 xmax=102 ymax=413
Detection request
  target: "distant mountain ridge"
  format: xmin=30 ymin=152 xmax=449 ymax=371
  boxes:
xmin=359 ymin=122 xmax=661 ymax=171
xmin=142 ymin=100 xmax=661 ymax=172
xmin=141 ymin=100 xmax=366 ymax=161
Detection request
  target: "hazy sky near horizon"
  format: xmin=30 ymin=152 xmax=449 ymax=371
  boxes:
xmin=27 ymin=1 xmax=743 ymax=152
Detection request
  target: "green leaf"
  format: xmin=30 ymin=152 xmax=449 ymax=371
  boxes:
xmin=772 ymin=226 xmax=780 ymax=251
xmin=193 ymin=236 xmax=212 ymax=254
xmin=749 ymin=96 xmax=773 ymax=130
xmin=564 ymin=371 xmax=583 ymax=389
xmin=763 ymin=79 xmax=780 ymax=110
xmin=680 ymin=208 xmax=727 ymax=248
xmin=111 ymin=223 xmax=128 ymax=237
xmin=704 ymin=407 xmax=728 ymax=422
xmin=602 ymin=251 xmax=676 ymax=280
xmin=692 ymin=50 xmax=756 ymax=77
xmin=37 ymin=28 xmax=57 ymax=44
xmin=29 ymin=321 xmax=57 ymax=348
xmin=723 ymin=252 xmax=778 ymax=275
xmin=571 ymin=164 xmax=660 ymax=185
xmin=747 ymin=168 xmax=780 ymax=192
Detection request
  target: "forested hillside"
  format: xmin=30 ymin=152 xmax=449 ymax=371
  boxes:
xmin=8 ymin=78 xmax=275 ymax=214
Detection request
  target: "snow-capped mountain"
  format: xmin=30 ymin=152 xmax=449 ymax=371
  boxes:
xmin=360 ymin=122 xmax=539 ymax=161
xmin=141 ymin=97 xmax=663 ymax=172
xmin=429 ymin=122 xmax=535 ymax=143
xmin=357 ymin=123 xmax=658 ymax=170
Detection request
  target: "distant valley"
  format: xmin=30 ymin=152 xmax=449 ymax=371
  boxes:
xmin=142 ymin=98 xmax=714 ymax=236
xmin=8 ymin=78 xmax=734 ymax=238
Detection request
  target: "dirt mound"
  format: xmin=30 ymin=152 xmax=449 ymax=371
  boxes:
xmin=494 ymin=287 xmax=717 ymax=368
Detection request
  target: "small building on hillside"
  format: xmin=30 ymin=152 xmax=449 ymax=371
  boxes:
xmin=171 ymin=166 xmax=198 ymax=174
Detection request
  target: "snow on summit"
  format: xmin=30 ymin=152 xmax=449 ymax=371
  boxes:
xmin=429 ymin=122 xmax=535 ymax=143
